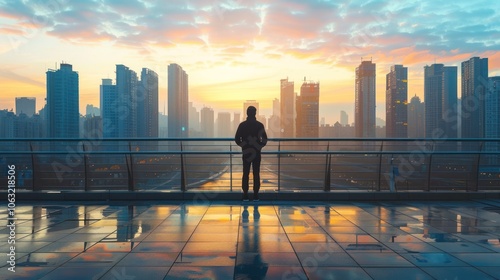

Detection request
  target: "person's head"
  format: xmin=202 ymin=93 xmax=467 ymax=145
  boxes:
xmin=247 ymin=106 xmax=257 ymax=117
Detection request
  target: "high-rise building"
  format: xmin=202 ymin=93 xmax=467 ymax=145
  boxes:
xmin=216 ymin=112 xmax=232 ymax=137
xmin=355 ymin=61 xmax=376 ymax=138
xmin=200 ymin=107 xmax=214 ymax=138
xmin=461 ymin=57 xmax=488 ymax=139
xmin=100 ymin=78 xmax=118 ymax=138
xmin=14 ymin=113 xmax=44 ymax=138
xmin=486 ymin=77 xmax=500 ymax=139
xmin=0 ymin=110 xmax=15 ymax=138
xmin=407 ymin=95 xmax=425 ymax=138
xmin=233 ymin=112 xmax=241 ymax=134
xmin=340 ymin=111 xmax=348 ymax=126
xmin=15 ymin=97 xmax=36 ymax=117
xmin=424 ymin=64 xmax=457 ymax=138
xmin=46 ymin=63 xmax=79 ymax=138
xmin=386 ymin=65 xmax=408 ymax=138
xmin=116 ymin=64 xmax=138 ymax=138
xmin=485 ymin=76 xmax=500 ymax=163
xmin=137 ymin=68 xmax=159 ymax=138
xmin=168 ymin=63 xmax=189 ymax=138
xmin=280 ymin=78 xmax=295 ymax=137
xmin=85 ymin=104 xmax=100 ymax=117
xmin=296 ymin=80 xmax=319 ymax=138
xmin=188 ymin=102 xmax=200 ymax=135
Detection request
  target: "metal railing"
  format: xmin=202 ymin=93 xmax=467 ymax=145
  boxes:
xmin=1 ymin=138 xmax=499 ymax=192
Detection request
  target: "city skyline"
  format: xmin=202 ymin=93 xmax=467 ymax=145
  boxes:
xmin=1 ymin=0 xmax=499 ymax=124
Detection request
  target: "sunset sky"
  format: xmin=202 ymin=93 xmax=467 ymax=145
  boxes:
xmin=1 ymin=0 xmax=499 ymax=124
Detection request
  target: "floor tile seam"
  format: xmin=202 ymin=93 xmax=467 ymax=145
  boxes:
xmin=270 ymin=204 xmax=310 ymax=277
xmin=171 ymin=202 xmax=221 ymax=274
xmin=233 ymin=203 xmax=246 ymax=280
xmin=122 ymin=203 xmax=183 ymax=241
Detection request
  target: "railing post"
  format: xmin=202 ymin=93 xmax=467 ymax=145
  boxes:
xmin=83 ymin=142 xmax=89 ymax=191
xmin=323 ymin=142 xmax=331 ymax=192
xmin=278 ymin=141 xmax=281 ymax=192
xmin=426 ymin=143 xmax=434 ymax=192
xmin=474 ymin=141 xmax=483 ymax=192
xmin=180 ymin=141 xmax=186 ymax=192
xmin=229 ymin=142 xmax=233 ymax=192
xmin=126 ymin=142 xmax=135 ymax=191
xmin=377 ymin=141 xmax=384 ymax=191
xmin=30 ymin=142 xmax=36 ymax=191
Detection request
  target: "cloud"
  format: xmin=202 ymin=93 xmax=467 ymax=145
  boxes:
xmin=0 ymin=0 xmax=498 ymax=70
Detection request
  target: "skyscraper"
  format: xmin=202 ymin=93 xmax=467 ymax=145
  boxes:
xmin=461 ymin=57 xmax=488 ymax=139
xmin=137 ymin=68 xmax=159 ymax=138
xmin=116 ymin=64 xmax=138 ymax=138
xmin=340 ymin=111 xmax=348 ymax=126
xmin=355 ymin=61 xmax=376 ymax=138
xmin=280 ymin=78 xmax=295 ymax=137
xmin=46 ymin=63 xmax=79 ymax=138
xmin=407 ymin=95 xmax=425 ymax=138
xmin=168 ymin=63 xmax=189 ymax=138
xmin=386 ymin=65 xmax=408 ymax=138
xmin=424 ymin=64 xmax=457 ymax=138
xmin=216 ymin=112 xmax=231 ymax=137
xmin=296 ymin=80 xmax=319 ymax=138
xmin=188 ymin=102 xmax=200 ymax=136
xmin=15 ymin=97 xmax=36 ymax=117
xmin=200 ymin=107 xmax=214 ymax=138
xmin=100 ymin=78 xmax=118 ymax=138
xmin=486 ymin=76 xmax=500 ymax=139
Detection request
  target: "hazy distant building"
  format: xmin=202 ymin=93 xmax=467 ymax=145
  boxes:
xmin=280 ymin=78 xmax=295 ymax=137
xmin=355 ymin=61 xmax=376 ymax=138
xmin=85 ymin=104 xmax=100 ymax=117
xmin=159 ymin=113 xmax=168 ymax=138
xmin=46 ymin=63 xmax=79 ymax=138
xmin=340 ymin=111 xmax=348 ymax=126
xmin=461 ymin=57 xmax=488 ymax=139
xmin=137 ymin=68 xmax=159 ymax=138
xmin=386 ymin=65 xmax=408 ymax=138
xmin=100 ymin=78 xmax=118 ymax=138
xmin=233 ymin=112 xmax=241 ymax=134
xmin=188 ymin=102 xmax=200 ymax=135
xmin=200 ymin=107 xmax=214 ymax=138
xmin=168 ymin=63 xmax=189 ymax=137
xmin=217 ymin=112 xmax=232 ymax=137
xmin=408 ymin=95 xmax=425 ymax=138
xmin=15 ymin=97 xmax=35 ymax=117
xmin=296 ymin=80 xmax=319 ymax=137
xmin=14 ymin=114 xmax=43 ymax=138
xmin=83 ymin=115 xmax=103 ymax=139
xmin=0 ymin=110 xmax=15 ymax=138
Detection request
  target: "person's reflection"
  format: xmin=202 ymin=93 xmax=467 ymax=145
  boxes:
xmin=235 ymin=205 xmax=268 ymax=280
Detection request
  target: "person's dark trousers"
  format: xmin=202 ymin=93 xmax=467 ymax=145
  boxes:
xmin=242 ymin=153 xmax=261 ymax=196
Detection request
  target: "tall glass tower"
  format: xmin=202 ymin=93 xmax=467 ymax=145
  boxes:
xmin=386 ymin=65 xmax=408 ymax=138
xmin=46 ymin=63 xmax=79 ymax=138
xmin=461 ymin=57 xmax=488 ymax=139
xmin=355 ymin=60 xmax=376 ymax=138
xmin=168 ymin=64 xmax=189 ymax=138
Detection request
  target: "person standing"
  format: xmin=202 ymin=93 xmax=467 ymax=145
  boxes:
xmin=235 ymin=106 xmax=268 ymax=201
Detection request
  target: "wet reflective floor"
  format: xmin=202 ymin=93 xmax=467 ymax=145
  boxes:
xmin=1 ymin=199 xmax=500 ymax=280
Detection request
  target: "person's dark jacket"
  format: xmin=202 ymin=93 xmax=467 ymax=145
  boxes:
xmin=235 ymin=116 xmax=268 ymax=152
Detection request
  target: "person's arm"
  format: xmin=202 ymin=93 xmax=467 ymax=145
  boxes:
xmin=259 ymin=124 xmax=268 ymax=147
xmin=235 ymin=124 xmax=243 ymax=146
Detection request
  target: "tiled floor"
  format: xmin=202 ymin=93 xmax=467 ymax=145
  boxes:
xmin=1 ymin=199 xmax=500 ymax=280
